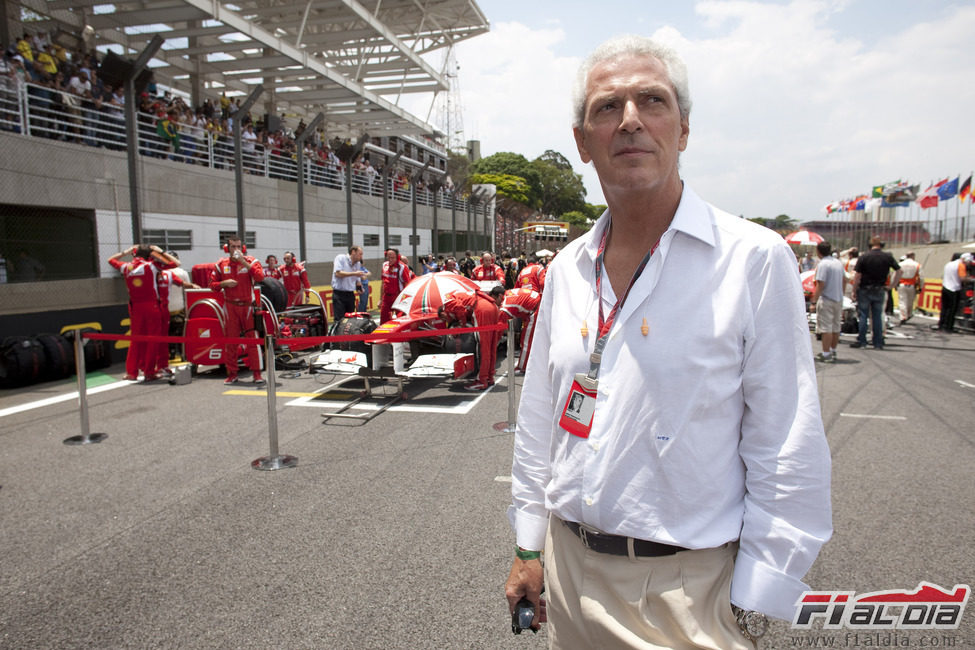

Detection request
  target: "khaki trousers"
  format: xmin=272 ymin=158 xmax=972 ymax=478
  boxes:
xmin=898 ymin=284 xmax=916 ymax=320
xmin=544 ymin=517 xmax=756 ymax=650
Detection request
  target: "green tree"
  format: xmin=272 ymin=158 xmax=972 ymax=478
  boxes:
xmin=468 ymin=173 xmax=532 ymax=206
xmin=531 ymin=150 xmax=587 ymax=216
xmin=470 ymin=152 xmax=541 ymax=207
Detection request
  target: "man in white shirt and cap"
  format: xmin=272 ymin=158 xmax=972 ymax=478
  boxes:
xmin=504 ymin=35 xmax=832 ymax=649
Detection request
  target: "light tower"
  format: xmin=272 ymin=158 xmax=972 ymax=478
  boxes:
xmin=431 ymin=45 xmax=466 ymax=155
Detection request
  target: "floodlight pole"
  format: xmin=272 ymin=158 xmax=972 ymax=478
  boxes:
xmin=295 ymin=112 xmax=324 ymax=261
xmin=125 ymin=34 xmax=164 ymax=244
xmin=382 ymin=152 xmax=402 ymax=250
xmin=234 ymin=85 xmax=264 ymax=238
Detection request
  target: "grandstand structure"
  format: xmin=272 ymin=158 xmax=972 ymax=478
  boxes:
xmin=0 ymin=0 xmax=495 ymax=345
xmin=3 ymin=0 xmax=488 ymax=136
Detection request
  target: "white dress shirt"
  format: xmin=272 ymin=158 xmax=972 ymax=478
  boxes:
xmin=509 ymin=185 xmax=832 ymax=621
xmin=331 ymin=253 xmax=359 ymax=292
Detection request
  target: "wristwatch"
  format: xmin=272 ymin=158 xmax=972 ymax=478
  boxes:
xmin=731 ymin=604 xmax=768 ymax=641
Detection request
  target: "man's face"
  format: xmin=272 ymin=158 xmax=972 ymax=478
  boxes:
xmin=267 ymin=256 xmax=278 ymax=266
xmin=350 ymin=248 xmax=363 ymax=263
xmin=283 ymin=254 xmax=294 ymax=266
xmin=573 ymin=55 xmax=688 ymax=197
xmin=227 ymin=240 xmax=243 ymax=256
xmin=481 ymin=253 xmax=492 ymax=266
xmin=385 ymin=250 xmax=398 ymax=264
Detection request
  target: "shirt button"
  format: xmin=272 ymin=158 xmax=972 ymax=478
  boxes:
xmin=585 ymin=497 xmax=593 ymax=506
xmin=591 ymin=441 xmax=600 ymax=451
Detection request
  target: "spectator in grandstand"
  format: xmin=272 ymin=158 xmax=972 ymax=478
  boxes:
xmin=331 ymin=245 xmax=368 ymax=322
xmin=156 ymin=108 xmax=181 ymax=159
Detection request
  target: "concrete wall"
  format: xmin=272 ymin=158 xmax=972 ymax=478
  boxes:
xmin=0 ymin=131 xmax=473 ymax=317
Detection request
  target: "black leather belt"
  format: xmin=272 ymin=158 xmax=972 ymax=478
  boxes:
xmin=562 ymin=519 xmax=687 ymax=557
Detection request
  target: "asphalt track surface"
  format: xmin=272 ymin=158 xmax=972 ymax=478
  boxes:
xmin=0 ymin=314 xmax=973 ymax=649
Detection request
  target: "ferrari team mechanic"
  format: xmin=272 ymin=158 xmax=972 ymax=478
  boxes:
xmin=504 ymin=35 xmax=831 ymax=650
xmin=108 ymin=244 xmax=178 ymax=381
xmin=380 ymin=247 xmax=415 ymax=323
xmin=279 ymin=251 xmax=311 ymax=308
xmin=516 ymin=259 xmax=546 ymax=293
xmin=210 ymin=236 xmax=266 ymax=386
xmin=471 ymin=251 xmax=505 ymax=283
xmin=438 ymin=286 xmax=503 ymax=391
xmin=498 ymin=286 xmax=541 ymax=374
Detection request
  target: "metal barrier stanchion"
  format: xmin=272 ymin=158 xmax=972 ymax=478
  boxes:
xmin=252 ymin=334 xmax=297 ymax=470
xmin=494 ymin=320 xmax=518 ymax=433
xmin=64 ymin=328 xmax=108 ymax=445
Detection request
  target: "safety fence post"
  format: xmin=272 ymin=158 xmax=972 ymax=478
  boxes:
xmin=494 ymin=319 xmax=518 ymax=433
xmin=252 ymin=334 xmax=298 ymax=470
xmin=63 ymin=328 xmax=108 ymax=446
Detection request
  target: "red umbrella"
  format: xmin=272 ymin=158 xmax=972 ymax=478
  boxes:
xmin=391 ymin=272 xmax=479 ymax=318
xmin=800 ymin=270 xmax=816 ymax=295
xmin=785 ymin=230 xmax=824 ymax=246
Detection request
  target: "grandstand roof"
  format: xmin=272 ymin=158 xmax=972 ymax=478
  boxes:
xmin=14 ymin=0 xmax=489 ymax=137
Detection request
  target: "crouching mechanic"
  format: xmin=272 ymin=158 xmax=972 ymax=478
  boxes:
xmin=438 ymin=286 xmax=503 ymax=391
xmin=498 ymin=286 xmax=541 ymax=375
xmin=279 ymin=251 xmax=311 ymax=308
xmin=210 ymin=236 xmax=266 ymax=385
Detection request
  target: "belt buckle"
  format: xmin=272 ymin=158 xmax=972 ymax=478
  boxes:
xmin=576 ymin=522 xmax=599 ymax=550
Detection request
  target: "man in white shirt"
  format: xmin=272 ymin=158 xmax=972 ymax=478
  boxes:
xmin=504 ymin=35 xmax=831 ymax=649
xmin=896 ymin=252 xmax=922 ymax=323
xmin=331 ymin=245 xmax=367 ymax=321
xmin=812 ymin=240 xmax=845 ymax=362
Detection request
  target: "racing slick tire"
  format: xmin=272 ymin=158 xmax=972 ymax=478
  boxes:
xmin=330 ymin=315 xmax=377 ymax=365
xmin=259 ymin=277 xmax=288 ymax=314
xmin=35 ymin=333 xmax=74 ymax=380
xmin=0 ymin=336 xmax=45 ymax=388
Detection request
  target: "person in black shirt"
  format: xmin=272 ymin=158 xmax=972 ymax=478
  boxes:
xmin=851 ymin=237 xmax=901 ymax=349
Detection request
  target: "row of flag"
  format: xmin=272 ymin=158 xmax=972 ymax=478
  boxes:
xmin=824 ymin=175 xmax=973 ymax=214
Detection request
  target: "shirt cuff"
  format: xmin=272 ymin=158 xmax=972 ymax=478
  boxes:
xmin=731 ymin=549 xmax=810 ymax=621
xmin=506 ymin=505 xmax=548 ymax=552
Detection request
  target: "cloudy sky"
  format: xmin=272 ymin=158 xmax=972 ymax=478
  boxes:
xmin=402 ymin=0 xmax=975 ymax=223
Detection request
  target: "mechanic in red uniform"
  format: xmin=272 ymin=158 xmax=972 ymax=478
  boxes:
xmin=279 ymin=251 xmax=311 ymax=308
xmin=108 ymin=244 xmax=175 ymax=381
xmin=516 ymin=260 xmax=545 ymax=293
xmin=154 ymin=259 xmax=196 ymax=373
xmin=498 ymin=286 xmax=541 ymax=374
xmin=471 ymin=251 xmax=505 ymax=283
xmin=209 ymin=236 xmax=266 ymax=385
xmin=264 ymin=255 xmax=280 ymax=279
xmin=380 ymin=247 xmax=415 ymax=323
xmin=439 ymin=286 xmax=502 ymax=391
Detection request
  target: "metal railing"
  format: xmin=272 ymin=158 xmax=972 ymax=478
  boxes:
xmin=1 ymin=80 xmax=470 ymax=212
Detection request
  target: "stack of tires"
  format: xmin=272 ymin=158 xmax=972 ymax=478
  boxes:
xmin=0 ymin=329 xmax=112 ymax=389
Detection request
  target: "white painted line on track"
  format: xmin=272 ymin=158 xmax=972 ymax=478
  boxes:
xmin=839 ymin=413 xmax=907 ymax=420
xmin=0 ymin=381 xmax=132 ymax=418
xmin=494 ymin=476 xmax=512 ymax=483
xmin=955 ymin=380 xmax=975 ymax=389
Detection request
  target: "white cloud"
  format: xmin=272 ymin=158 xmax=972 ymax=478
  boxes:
xmin=407 ymin=0 xmax=975 ymax=221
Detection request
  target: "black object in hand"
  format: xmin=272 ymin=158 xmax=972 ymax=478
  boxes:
xmin=511 ymin=597 xmax=537 ymax=635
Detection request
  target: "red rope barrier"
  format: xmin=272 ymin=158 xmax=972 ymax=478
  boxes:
xmin=80 ymin=323 xmax=507 ymax=347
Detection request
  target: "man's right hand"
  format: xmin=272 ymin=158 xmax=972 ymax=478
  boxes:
xmin=220 ymin=279 xmax=238 ymax=288
xmin=505 ymin=556 xmax=545 ymax=631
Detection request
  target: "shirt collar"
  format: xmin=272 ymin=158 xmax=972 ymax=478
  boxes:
xmin=578 ymin=183 xmax=715 ymax=264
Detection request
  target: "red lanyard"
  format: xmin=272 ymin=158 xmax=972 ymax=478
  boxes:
xmin=588 ymin=225 xmax=660 ymax=379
